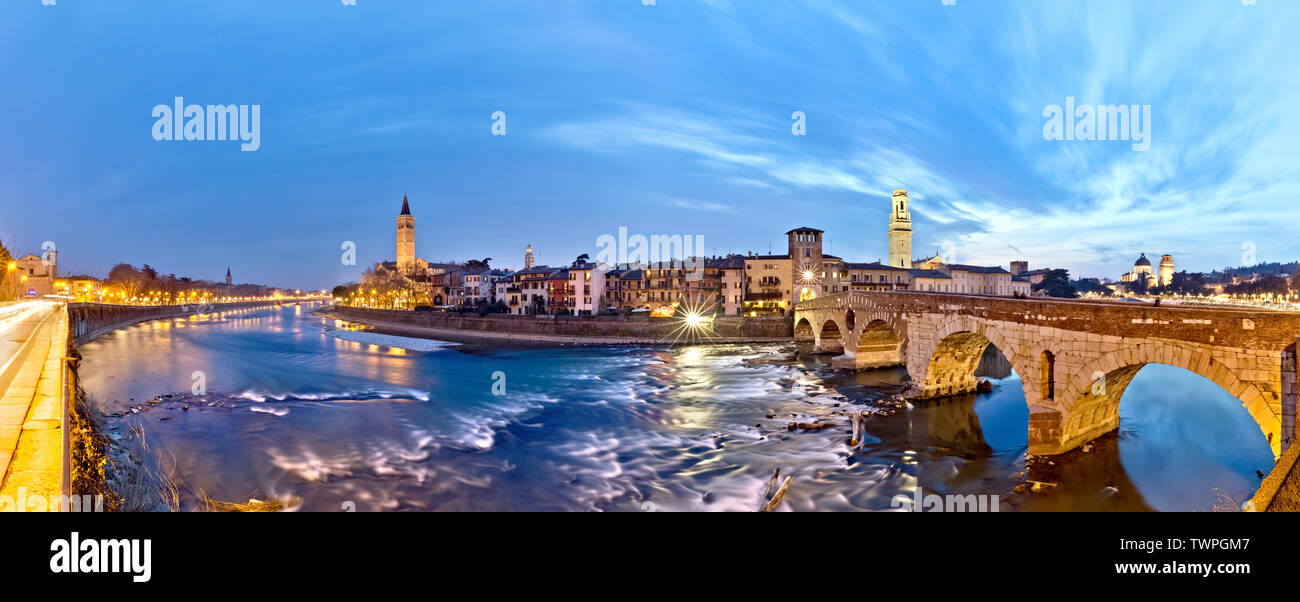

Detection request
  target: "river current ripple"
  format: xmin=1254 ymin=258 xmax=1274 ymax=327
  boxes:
xmin=77 ymin=304 xmax=1273 ymax=512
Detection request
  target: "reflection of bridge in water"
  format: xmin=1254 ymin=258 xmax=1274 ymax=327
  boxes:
xmin=975 ymin=345 xmax=1013 ymax=380
xmin=794 ymin=291 xmax=1300 ymax=464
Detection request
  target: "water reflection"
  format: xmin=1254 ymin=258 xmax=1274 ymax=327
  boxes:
xmin=76 ymin=304 xmax=1273 ymax=512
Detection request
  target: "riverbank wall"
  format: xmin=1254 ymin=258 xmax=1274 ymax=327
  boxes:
xmin=331 ymin=306 xmax=794 ymax=344
xmin=68 ymin=301 xmax=286 ymax=345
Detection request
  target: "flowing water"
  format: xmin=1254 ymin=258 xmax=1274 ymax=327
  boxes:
xmin=77 ymin=303 xmax=1275 ymax=512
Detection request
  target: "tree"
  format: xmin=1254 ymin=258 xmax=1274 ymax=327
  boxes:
xmin=1071 ymin=277 xmax=1111 ymax=296
xmin=1225 ymin=274 xmax=1290 ymax=297
xmin=1155 ymin=271 xmax=1208 ymax=296
xmin=573 ymin=253 xmax=590 ymax=267
xmin=0 ymin=238 xmax=12 ymax=301
xmin=107 ymin=263 xmax=147 ymax=301
xmin=331 ymin=284 xmax=355 ymax=299
xmin=1032 ymin=269 xmax=1078 ymax=298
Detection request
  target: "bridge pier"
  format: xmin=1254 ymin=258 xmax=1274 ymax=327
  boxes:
xmin=1026 ymin=404 xmax=1122 ymax=456
xmin=832 ymin=330 xmax=905 ymax=370
xmin=831 ymin=350 xmax=904 ymax=370
xmin=813 ymin=338 xmax=843 ymax=354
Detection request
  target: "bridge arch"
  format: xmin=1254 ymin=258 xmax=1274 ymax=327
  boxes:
xmin=1061 ymin=344 xmax=1282 ymax=459
xmin=912 ymin=317 xmax=1036 ymax=402
xmin=794 ymin=317 xmax=814 ymax=342
xmin=851 ymin=319 xmax=904 ymax=369
xmin=815 ymin=319 xmax=844 ymax=354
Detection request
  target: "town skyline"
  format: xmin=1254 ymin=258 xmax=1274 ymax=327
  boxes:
xmin=3 ymin=1 xmax=1297 ymax=290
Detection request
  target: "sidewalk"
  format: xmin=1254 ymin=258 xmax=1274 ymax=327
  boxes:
xmin=0 ymin=305 xmax=68 ymax=510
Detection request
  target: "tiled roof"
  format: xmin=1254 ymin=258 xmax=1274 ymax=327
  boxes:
xmin=948 ymin=264 xmax=1011 ymax=275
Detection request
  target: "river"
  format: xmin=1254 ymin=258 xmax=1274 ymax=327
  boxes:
xmin=77 ymin=303 xmax=1274 ymax=512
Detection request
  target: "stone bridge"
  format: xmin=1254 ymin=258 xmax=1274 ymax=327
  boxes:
xmin=794 ymin=291 xmax=1300 ymax=459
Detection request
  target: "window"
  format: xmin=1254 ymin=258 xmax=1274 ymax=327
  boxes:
xmin=1041 ymin=351 xmax=1056 ymax=400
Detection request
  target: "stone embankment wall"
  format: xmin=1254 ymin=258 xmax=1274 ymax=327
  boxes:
xmin=67 ymin=301 xmax=283 ymax=344
xmin=334 ymin=306 xmax=793 ymax=341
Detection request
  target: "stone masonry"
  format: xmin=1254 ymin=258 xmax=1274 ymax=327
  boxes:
xmin=795 ymin=291 xmax=1300 ymax=460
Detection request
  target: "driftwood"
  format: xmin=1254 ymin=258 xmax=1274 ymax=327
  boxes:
xmin=758 ymin=468 xmax=792 ymax=512
xmin=1027 ymin=480 xmax=1059 ymax=493
xmin=787 ymin=421 xmax=834 ymax=432
xmin=761 ymin=476 xmax=792 ymax=512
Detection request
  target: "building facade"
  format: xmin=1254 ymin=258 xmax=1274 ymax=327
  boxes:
xmin=6 ymin=252 xmax=58 ymax=298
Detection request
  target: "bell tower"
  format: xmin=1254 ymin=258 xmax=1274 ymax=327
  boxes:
xmin=396 ymin=194 xmax=415 ymax=273
xmin=888 ymin=189 xmax=912 ymax=269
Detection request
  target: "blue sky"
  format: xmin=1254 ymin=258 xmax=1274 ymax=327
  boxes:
xmin=1 ymin=0 xmax=1297 ymax=290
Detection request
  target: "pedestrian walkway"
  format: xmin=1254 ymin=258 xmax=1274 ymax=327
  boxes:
xmin=0 ymin=303 xmax=68 ymax=510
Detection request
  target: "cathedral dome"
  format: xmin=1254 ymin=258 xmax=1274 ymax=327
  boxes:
xmin=1134 ymin=253 xmax=1151 ymax=267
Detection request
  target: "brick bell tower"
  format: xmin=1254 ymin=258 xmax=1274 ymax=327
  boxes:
xmin=396 ymin=194 xmax=415 ymax=273
xmin=787 ymin=226 xmax=824 ymax=301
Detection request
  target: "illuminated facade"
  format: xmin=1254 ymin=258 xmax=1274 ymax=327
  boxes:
xmin=888 ymin=190 xmax=913 ymax=269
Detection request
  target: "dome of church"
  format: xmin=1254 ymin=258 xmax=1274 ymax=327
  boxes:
xmin=1134 ymin=253 xmax=1151 ymax=267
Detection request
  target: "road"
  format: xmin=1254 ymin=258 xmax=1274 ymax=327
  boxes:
xmin=0 ymin=301 xmax=62 ymax=504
